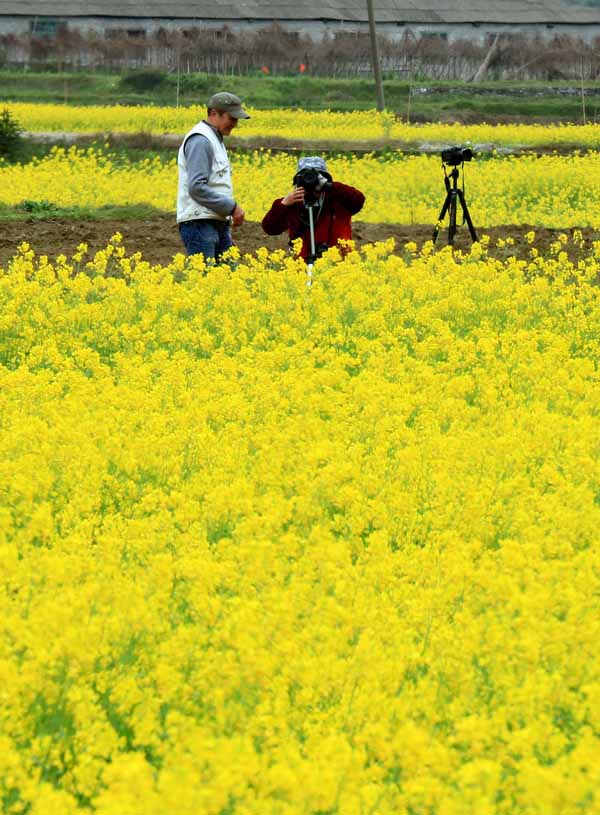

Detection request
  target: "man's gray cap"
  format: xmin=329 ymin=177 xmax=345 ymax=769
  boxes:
xmin=207 ymin=92 xmax=250 ymax=119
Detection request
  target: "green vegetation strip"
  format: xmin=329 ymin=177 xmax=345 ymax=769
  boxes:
xmin=0 ymin=202 xmax=165 ymax=221
xmin=0 ymin=70 xmax=599 ymax=121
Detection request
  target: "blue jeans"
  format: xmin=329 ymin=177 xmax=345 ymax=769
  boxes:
xmin=179 ymin=219 xmax=233 ymax=261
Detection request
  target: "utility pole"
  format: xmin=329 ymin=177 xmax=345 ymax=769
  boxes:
xmin=367 ymin=0 xmax=385 ymax=110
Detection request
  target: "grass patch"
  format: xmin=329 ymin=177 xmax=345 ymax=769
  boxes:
xmin=2 ymin=139 xmax=177 ymax=165
xmin=422 ymin=93 xmax=600 ymax=122
xmin=0 ymin=202 xmax=167 ymax=221
xmin=0 ymin=69 xmax=599 ymax=121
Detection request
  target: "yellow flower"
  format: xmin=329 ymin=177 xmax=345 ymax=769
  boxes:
xmin=1 ymin=214 xmax=600 ymax=814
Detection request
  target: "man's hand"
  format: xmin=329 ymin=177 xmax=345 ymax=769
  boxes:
xmin=231 ymin=204 xmax=245 ymax=227
xmin=281 ymin=188 xmax=305 ymax=207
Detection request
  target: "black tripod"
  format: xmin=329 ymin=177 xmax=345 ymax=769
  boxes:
xmin=432 ymin=163 xmax=478 ymax=247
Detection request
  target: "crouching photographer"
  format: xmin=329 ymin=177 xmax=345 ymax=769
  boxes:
xmin=261 ymin=157 xmax=365 ymax=262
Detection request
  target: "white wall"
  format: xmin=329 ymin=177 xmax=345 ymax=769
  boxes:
xmin=0 ymin=16 xmax=598 ymax=44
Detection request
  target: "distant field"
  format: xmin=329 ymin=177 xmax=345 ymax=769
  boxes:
xmin=1 ymin=69 xmax=599 ymax=121
xmin=5 ymin=103 xmax=600 ymax=151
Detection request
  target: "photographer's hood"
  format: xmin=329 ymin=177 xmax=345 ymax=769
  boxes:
xmin=296 ymin=156 xmax=332 ymax=181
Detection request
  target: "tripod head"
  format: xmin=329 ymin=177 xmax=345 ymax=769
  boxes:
xmin=441 ymin=144 xmax=474 ymax=189
xmin=442 ymin=163 xmax=461 ymax=194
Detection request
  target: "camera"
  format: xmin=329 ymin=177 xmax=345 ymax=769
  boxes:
xmin=293 ymin=167 xmax=332 ymax=205
xmin=441 ymin=145 xmax=474 ymax=166
xmin=294 ymin=167 xmax=320 ymax=192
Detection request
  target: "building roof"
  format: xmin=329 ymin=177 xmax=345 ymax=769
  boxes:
xmin=0 ymin=0 xmax=598 ymax=24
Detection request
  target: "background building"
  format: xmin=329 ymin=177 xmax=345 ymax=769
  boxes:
xmin=0 ymin=1 xmax=599 ymax=80
xmin=0 ymin=0 xmax=599 ymax=43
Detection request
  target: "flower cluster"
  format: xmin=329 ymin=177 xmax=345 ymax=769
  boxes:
xmin=6 ymin=101 xmax=600 ymax=147
xmin=3 ymin=146 xmax=600 ymax=228
xmin=1 ymin=235 xmax=599 ymax=814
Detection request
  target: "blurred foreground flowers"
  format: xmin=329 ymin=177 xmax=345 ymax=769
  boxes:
xmin=1 ymin=235 xmax=599 ymax=813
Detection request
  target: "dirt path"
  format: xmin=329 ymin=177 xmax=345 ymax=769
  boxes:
xmin=25 ymin=132 xmax=586 ymax=157
xmin=1 ymin=216 xmax=597 ymax=269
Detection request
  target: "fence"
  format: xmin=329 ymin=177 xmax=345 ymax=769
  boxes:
xmin=1 ymin=25 xmax=599 ymax=81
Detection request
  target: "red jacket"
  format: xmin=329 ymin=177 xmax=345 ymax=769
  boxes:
xmin=261 ymin=181 xmax=365 ymax=260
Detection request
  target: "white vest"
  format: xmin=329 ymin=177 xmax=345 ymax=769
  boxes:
xmin=176 ymin=121 xmax=234 ymax=223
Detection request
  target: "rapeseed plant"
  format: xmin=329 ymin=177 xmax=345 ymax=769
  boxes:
xmin=6 ymin=102 xmax=600 ymax=148
xmin=0 ymin=236 xmax=599 ymax=813
xmin=3 ymin=146 xmax=600 ymax=228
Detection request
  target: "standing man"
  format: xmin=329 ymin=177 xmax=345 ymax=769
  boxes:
xmin=177 ymin=91 xmax=250 ymax=260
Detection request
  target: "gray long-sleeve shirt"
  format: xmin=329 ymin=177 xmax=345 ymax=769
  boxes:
xmin=184 ymin=126 xmax=236 ymax=218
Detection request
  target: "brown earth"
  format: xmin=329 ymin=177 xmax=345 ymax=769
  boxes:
xmin=1 ymin=216 xmax=598 ymax=269
xmin=27 ymin=131 xmax=589 ymax=157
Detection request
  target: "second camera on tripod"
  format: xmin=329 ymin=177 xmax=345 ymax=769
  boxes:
xmin=433 ymin=144 xmax=478 ymax=246
xmin=441 ymin=145 xmax=474 ymax=166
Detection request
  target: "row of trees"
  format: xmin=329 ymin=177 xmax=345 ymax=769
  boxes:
xmin=1 ymin=25 xmax=599 ymax=81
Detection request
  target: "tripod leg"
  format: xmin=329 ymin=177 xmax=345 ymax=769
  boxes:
xmin=448 ymin=191 xmax=458 ymax=246
xmin=432 ymin=193 xmax=452 ymax=243
xmin=306 ymin=205 xmax=317 ymax=264
xmin=306 ymin=262 xmax=313 ymax=288
xmin=457 ymin=190 xmax=478 ymax=243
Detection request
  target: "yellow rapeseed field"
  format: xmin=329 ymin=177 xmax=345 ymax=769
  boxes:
xmin=2 ymin=146 xmax=600 ymax=227
xmin=6 ymin=101 xmax=600 ymax=147
xmin=1 ymin=234 xmax=599 ymax=814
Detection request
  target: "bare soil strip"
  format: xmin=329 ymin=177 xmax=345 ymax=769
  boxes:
xmin=1 ymin=217 xmax=597 ymax=269
xmin=24 ymin=132 xmax=594 ymax=157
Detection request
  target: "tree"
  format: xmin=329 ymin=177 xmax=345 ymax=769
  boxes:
xmin=0 ymin=108 xmax=24 ymax=162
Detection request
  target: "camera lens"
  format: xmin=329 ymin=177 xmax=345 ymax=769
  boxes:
xmin=299 ymin=169 xmax=318 ymax=187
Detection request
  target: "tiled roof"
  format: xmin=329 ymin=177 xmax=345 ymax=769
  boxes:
xmin=0 ymin=0 xmax=597 ymax=24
